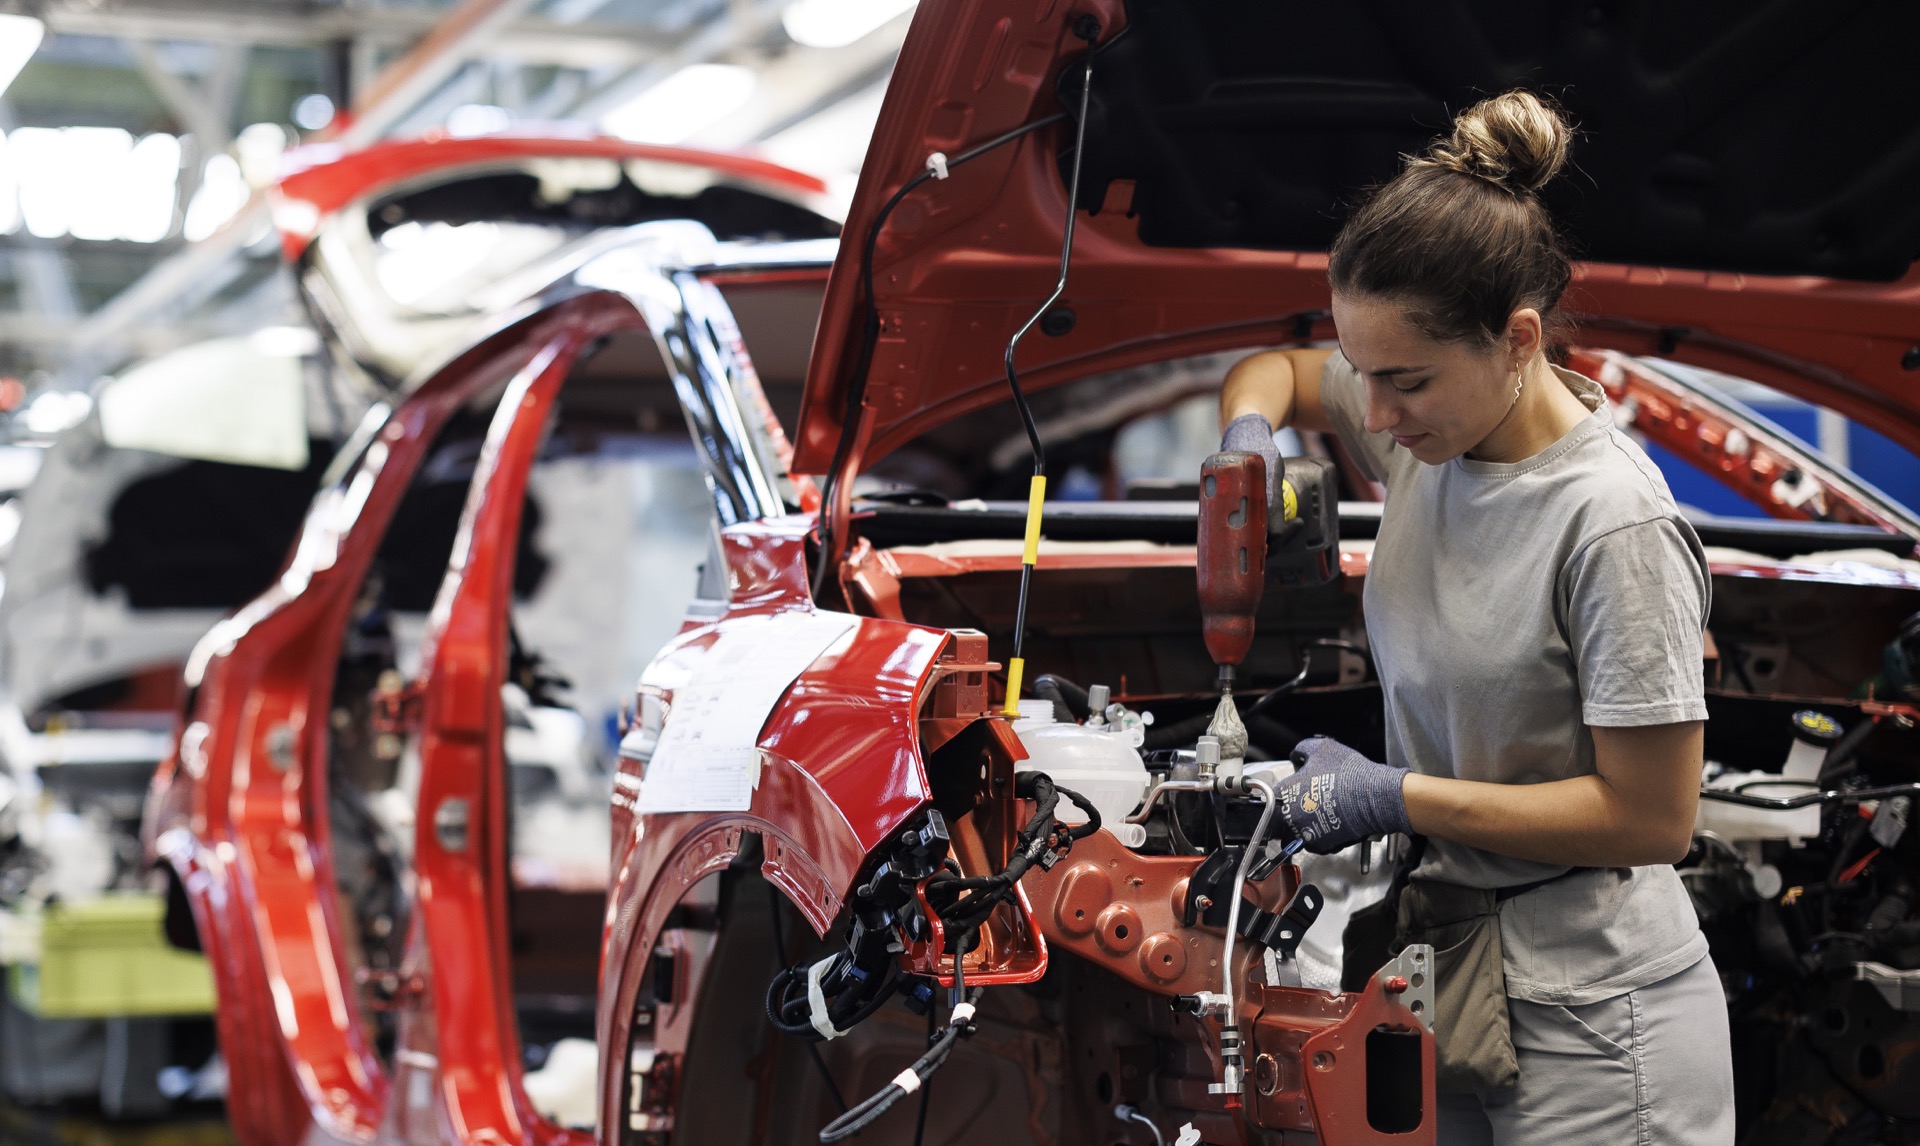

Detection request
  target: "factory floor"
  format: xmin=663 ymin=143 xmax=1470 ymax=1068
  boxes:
xmin=0 ymin=1104 xmax=232 ymax=1146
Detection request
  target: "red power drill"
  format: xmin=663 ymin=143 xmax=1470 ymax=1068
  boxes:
xmin=1196 ymin=452 xmax=1341 ymax=688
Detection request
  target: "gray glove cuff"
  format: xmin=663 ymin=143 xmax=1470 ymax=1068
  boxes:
xmin=1221 ymin=412 xmax=1278 ymax=457
xmin=1288 ymin=737 xmax=1413 ymax=842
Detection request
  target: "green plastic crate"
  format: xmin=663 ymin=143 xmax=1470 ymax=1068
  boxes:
xmin=8 ymin=893 xmax=216 ymax=1018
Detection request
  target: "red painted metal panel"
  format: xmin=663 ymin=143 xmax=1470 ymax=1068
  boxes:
xmin=273 ymin=134 xmax=832 ymax=260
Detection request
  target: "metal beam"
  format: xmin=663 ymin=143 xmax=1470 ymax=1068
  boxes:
xmin=128 ymin=40 xmax=232 ymax=153
xmin=39 ymin=2 xmax=661 ymax=70
xmin=702 ymin=20 xmax=907 ymax=148
xmin=339 ymin=0 xmax=544 ymax=146
xmin=569 ymin=0 xmax=792 ymax=122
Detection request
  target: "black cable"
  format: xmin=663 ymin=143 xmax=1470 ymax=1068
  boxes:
xmin=810 ymin=111 xmax=1071 ymax=603
xmin=912 ymin=1000 xmax=935 ymax=1146
xmin=1001 ymin=39 xmax=1097 ymax=671
xmin=768 ymin=886 xmax=850 ymax=1113
xmin=1242 ymin=639 xmax=1372 ymax=722
xmin=817 ymin=989 xmax=980 ymax=1143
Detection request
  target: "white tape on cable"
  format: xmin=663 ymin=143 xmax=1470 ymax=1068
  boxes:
xmin=949 ymin=1001 xmax=977 ymax=1027
xmin=806 ymin=958 xmax=847 ymax=1041
xmin=891 ymin=1068 xmax=922 ymax=1095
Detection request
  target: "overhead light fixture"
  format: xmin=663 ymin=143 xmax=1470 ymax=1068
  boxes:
xmin=0 ymin=14 xmax=43 ymax=100
xmin=781 ymin=0 xmax=916 ymax=48
xmin=600 ymin=64 xmax=757 ymax=145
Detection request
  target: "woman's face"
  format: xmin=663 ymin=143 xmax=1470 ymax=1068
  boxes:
xmin=1329 ymin=293 xmax=1524 ymax=465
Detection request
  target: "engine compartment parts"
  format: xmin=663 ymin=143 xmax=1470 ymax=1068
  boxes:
xmin=1011 ymin=698 xmax=1151 ymax=848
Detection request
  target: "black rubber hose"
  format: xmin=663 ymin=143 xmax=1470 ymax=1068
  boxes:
xmin=1142 ymin=713 xmax=1213 ymax=751
xmin=1816 ymin=714 xmax=1879 ymax=784
xmin=1032 ymin=673 xmax=1090 ymax=722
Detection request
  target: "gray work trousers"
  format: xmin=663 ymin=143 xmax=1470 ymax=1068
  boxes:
xmin=1437 ymin=954 xmax=1735 ymax=1145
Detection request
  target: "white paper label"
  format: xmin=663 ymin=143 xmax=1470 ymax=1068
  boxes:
xmin=633 ymin=611 xmax=857 ymax=814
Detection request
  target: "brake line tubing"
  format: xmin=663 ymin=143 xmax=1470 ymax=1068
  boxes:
xmin=1003 ymin=21 xmax=1097 ymax=717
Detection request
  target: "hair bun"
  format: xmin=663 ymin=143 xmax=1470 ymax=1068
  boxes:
xmin=1420 ymin=90 xmax=1572 ymax=194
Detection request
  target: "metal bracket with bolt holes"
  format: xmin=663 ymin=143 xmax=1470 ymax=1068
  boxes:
xmin=1856 ymin=961 xmax=1920 ymax=1012
xmin=1377 ymin=943 xmax=1435 ymax=1030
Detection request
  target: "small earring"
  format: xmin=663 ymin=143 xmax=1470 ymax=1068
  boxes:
xmin=1511 ymin=370 xmax=1523 ymax=403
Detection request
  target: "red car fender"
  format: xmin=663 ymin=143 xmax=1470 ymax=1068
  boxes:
xmin=598 ymin=550 xmax=958 ymax=1135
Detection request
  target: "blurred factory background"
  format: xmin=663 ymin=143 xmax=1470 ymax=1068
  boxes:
xmin=0 ymin=0 xmax=900 ymax=392
xmin=0 ymin=2 xmax=902 ymax=1140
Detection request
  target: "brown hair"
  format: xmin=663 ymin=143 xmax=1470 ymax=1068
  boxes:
xmin=1327 ymin=90 xmax=1575 ymax=347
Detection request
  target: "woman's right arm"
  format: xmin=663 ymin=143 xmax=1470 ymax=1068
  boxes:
xmin=1220 ymin=348 xmax=1335 ymax=434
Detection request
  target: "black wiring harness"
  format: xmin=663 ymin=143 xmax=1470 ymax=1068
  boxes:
xmin=759 ymin=772 xmax=1099 ymax=1143
xmin=923 ymin=772 xmax=1100 ymax=949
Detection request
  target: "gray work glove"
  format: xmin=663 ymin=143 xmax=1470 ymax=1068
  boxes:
xmin=1221 ymin=413 xmax=1281 ymax=505
xmin=1276 ymin=737 xmax=1412 ymax=853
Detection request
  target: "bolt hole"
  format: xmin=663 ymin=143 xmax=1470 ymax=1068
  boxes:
xmin=1824 ymin=1008 xmax=1849 ymax=1033
xmin=1074 ymin=909 xmax=1085 ymax=919
xmin=1163 ymin=954 xmax=1173 ymax=964
xmin=1411 ymin=1000 xmax=1425 ymax=1014
xmin=1114 ymin=923 xmax=1129 ymax=940
xmin=1410 ymin=972 xmax=1425 ymax=989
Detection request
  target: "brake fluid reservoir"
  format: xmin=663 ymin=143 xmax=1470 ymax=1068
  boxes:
xmin=1012 ymin=701 xmax=1151 ymax=849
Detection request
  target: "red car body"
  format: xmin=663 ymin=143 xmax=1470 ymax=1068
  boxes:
xmin=148 ymin=3 xmax=1920 ymax=1145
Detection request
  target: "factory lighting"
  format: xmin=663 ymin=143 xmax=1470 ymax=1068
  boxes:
xmin=183 ymin=153 xmax=247 ymax=242
xmin=0 ymin=15 xmax=44 ymax=101
xmin=0 ymin=133 xmax=19 ymax=235
xmin=601 ymin=64 xmax=756 ymax=144
xmin=292 ymin=93 xmax=335 ymax=132
xmin=11 ymin=127 xmax=68 ymax=239
xmin=21 ymin=390 xmax=91 ymax=436
xmin=446 ymin=103 xmax=511 ymax=137
xmin=0 ymin=127 xmax=179 ymax=243
xmin=781 ymin=0 xmax=916 ymax=48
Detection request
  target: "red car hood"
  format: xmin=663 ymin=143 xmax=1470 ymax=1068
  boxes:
xmin=795 ymin=0 xmax=1920 ymax=476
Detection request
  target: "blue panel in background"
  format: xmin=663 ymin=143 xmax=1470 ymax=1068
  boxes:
xmin=1850 ymin=420 xmax=1920 ymax=513
xmin=1644 ymin=441 xmax=1767 ymax=519
xmin=1641 ymin=398 xmax=1920 ymax=520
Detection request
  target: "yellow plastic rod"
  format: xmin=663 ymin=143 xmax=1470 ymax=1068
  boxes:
xmin=1004 ymin=657 xmax=1026 ymax=718
xmin=1021 ymin=474 xmax=1046 ymax=566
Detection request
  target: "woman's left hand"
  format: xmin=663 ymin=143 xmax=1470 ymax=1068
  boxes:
xmin=1276 ymin=737 xmax=1413 ymax=853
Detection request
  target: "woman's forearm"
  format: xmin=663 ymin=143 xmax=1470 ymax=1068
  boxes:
xmin=1402 ymin=770 xmax=1697 ymax=868
xmin=1220 ymin=351 xmax=1298 ymax=429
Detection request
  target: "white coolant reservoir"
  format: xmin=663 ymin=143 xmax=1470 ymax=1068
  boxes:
xmin=1697 ymin=710 xmax=1842 ymax=844
xmin=1012 ymin=699 xmax=1151 ymax=849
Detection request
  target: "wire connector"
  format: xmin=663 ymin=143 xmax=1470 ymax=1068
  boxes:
xmin=925 ymin=151 xmax=950 ymax=180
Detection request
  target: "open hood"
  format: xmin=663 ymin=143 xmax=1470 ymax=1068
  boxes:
xmin=796 ymin=0 xmax=1920 ymax=476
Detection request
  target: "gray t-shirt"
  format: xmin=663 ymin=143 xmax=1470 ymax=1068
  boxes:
xmin=1320 ymin=351 xmax=1710 ymax=1005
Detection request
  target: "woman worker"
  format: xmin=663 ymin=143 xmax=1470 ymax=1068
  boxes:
xmin=1219 ymin=91 xmax=1734 ymax=1143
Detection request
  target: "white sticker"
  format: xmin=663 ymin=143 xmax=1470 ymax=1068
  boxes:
xmin=634 ymin=611 xmax=857 ymax=814
xmin=1175 ymin=1124 xmax=1202 ymax=1146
